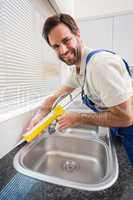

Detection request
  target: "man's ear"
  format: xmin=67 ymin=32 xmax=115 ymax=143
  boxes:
xmin=76 ymin=29 xmax=80 ymax=37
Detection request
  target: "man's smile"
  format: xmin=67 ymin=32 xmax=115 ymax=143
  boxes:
xmin=60 ymin=49 xmax=76 ymax=62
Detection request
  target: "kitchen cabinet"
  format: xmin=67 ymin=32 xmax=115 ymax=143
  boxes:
xmin=113 ymin=13 xmax=133 ymax=65
xmin=78 ymin=12 xmax=133 ymax=66
xmin=78 ymin=17 xmax=113 ymax=50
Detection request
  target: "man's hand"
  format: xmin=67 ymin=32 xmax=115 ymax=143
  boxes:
xmin=57 ymin=111 xmax=80 ymax=131
xmin=25 ymin=86 xmax=75 ymax=132
xmin=26 ymin=95 xmax=57 ymax=131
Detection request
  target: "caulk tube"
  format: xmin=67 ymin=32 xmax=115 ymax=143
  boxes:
xmin=22 ymin=105 xmax=65 ymax=142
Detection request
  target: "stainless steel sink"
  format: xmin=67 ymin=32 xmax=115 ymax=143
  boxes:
xmin=14 ymin=127 xmax=118 ymax=191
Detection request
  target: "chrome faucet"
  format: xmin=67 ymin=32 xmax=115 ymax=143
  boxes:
xmin=51 ymin=92 xmax=73 ymax=110
xmin=48 ymin=92 xmax=73 ymax=134
xmin=48 ymin=120 xmax=57 ymax=134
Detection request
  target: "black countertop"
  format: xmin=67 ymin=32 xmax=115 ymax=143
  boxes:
xmin=0 ymin=137 xmax=133 ymax=200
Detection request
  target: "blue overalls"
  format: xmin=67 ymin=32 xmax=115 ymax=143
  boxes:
xmin=81 ymin=49 xmax=133 ymax=167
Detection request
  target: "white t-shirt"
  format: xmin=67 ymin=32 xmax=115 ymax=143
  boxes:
xmin=65 ymin=47 xmax=133 ymax=109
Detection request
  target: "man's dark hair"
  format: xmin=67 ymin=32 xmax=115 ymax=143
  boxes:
xmin=42 ymin=13 xmax=79 ymax=45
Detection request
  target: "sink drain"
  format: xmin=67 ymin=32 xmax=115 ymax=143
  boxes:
xmin=61 ymin=160 xmax=80 ymax=172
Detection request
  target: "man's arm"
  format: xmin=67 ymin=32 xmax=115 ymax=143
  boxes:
xmin=57 ymin=96 xmax=133 ymax=130
xmin=80 ymin=97 xmax=133 ymax=127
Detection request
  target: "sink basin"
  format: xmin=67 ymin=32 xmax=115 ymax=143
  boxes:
xmin=14 ymin=127 xmax=118 ymax=191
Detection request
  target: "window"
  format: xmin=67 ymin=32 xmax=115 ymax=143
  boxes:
xmin=0 ymin=0 xmax=61 ymax=117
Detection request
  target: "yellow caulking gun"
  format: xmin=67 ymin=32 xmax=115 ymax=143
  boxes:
xmin=22 ymin=92 xmax=80 ymax=143
xmin=23 ymin=105 xmax=65 ymax=142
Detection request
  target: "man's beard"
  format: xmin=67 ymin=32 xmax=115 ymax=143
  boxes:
xmin=58 ymin=45 xmax=81 ymax=66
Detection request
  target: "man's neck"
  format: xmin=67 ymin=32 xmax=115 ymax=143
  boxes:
xmin=76 ymin=44 xmax=85 ymax=74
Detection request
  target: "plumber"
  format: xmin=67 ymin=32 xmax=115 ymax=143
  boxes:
xmin=27 ymin=13 xmax=133 ymax=167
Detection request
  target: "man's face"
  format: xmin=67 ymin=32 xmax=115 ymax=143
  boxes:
xmin=48 ymin=23 xmax=82 ymax=65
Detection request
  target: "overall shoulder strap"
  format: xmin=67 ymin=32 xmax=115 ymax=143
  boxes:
xmin=86 ymin=49 xmax=132 ymax=76
xmin=86 ymin=49 xmax=111 ymax=65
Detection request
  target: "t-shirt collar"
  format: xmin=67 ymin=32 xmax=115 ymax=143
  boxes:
xmin=78 ymin=47 xmax=92 ymax=76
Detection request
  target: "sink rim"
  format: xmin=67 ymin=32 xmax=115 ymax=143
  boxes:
xmin=14 ymin=132 xmax=119 ymax=191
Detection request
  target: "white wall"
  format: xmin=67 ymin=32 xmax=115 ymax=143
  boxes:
xmin=49 ymin=0 xmax=74 ymax=15
xmin=0 ymin=109 xmax=36 ymax=158
xmin=33 ymin=0 xmax=55 ymax=17
xmin=74 ymin=0 xmax=133 ymax=19
xmin=58 ymin=0 xmax=74 ymax=15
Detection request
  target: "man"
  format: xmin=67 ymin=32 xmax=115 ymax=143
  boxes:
xmin=27 ymin=13 xmax=133 ymax=166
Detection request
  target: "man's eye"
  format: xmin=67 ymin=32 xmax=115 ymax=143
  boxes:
xmin=63 ymin=38 xmax=71 ymax=44
xmin=53 ymin=45 xmax=59 ymax=50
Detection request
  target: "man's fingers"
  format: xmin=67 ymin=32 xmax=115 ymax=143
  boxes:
xmin=58 ymin=124 xmax=67 ymax=131
xmin=57 ymin=116 xmax=64 ymax=123
xmin=26 ymin=121 xmax=37 ymax=131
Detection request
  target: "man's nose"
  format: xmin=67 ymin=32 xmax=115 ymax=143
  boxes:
xmin=59 ymin=43 xmax=68 ymax=55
